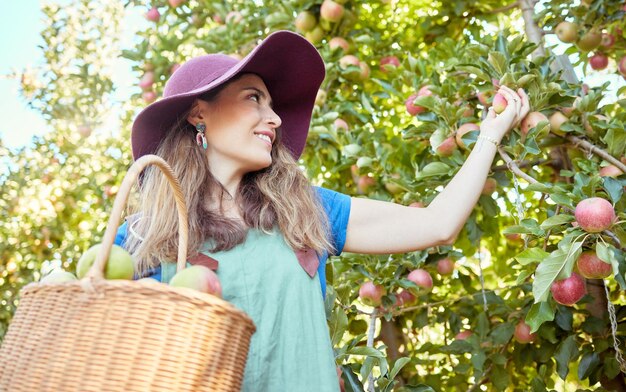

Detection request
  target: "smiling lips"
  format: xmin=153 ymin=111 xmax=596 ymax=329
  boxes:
xmin=254 ymin=131 xmax=273 ymax=147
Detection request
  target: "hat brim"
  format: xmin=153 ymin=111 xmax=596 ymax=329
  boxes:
xmin=131 ymin=31 xmax=325 ymax=161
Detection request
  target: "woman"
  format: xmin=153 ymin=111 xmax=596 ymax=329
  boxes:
xmin=116 ymin=31 xmax=529 ymax=391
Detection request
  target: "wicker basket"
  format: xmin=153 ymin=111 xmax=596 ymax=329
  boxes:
xmin=0 ymin=155 xmax=256 ymax=392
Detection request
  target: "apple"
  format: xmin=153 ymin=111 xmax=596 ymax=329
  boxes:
xmin=295 ymin=11 xmax=316 ymax=32
xmin=170 ymin=265 xmax=222 ymax=297
xmin=577 ymin=30 xmax=602 ymax=51
xmin=334 ymin=118 xmax=349 ymax=131
xmin=436 ymin=136 xmax=457 ymax=157
xmin=139 ymin=71 xmax=155 ymax=91
xmin=225 ymin=11 xmax=243 ymax=24
xmin=589 ymin=52 xmax=609 ymax=70
xmin=407 ymin=269 xmax=433 ymax=292
xmin=142 ymin=91 xmax=157 ymax=104
xmin=405 ymin=86 xmax=433 ymax=115
xmin=409 ymin=201 xmax=424 ymax=208
xmin=555 ymin=21 xmax=578 ymax=43
xmin=492 ymin=93 xmax=507 ymax=114
xmin=77 ymin=124 xmax=92 ymax=138
xmin=577 ymin=250 xmax=612 ymax=279
xmin=549 ymin=111 xmax=568 ymax=136
xmin=601 ymin=33 xmax=615 ymax=48
xmin=395 ymin=289 xmax=417 ymax=307
xmin=505 ymin=233 xmax=524 ymax=245
xmin=482 ymin=177 xmax=497 ymax=195
xmin=40 ymin=270 xmax=78 ymax=284
xmin=455 ymin=330 xmax=473 ymax=340
xmin=358 ymin=281 xmax=386 ymax=306
xmin=574 ymin=197 xmax=616 ymax=233
xmin=170 ymin=63 xmax=181 ymax=75
xmin=436 ymin=258 xmax=455 ymax=275
xmin=514 ymin=321 xmax=536 ymax=343
xmin=618 ymin=56 xmax=626 ymax=77
xmin=358 ymin=62 xmax=370 ymax=80
xmin=145 ymin=7 xmax=160 ymax=22
xmin=320 ymin=0 xmax=344 ymax=23
xmin=520 ymin=111 xmax=549 ymax=135
xmin=76 ymin=244 xmax=135 ymax=280
xmin=329 ymin=37 xmax=350 ymax=52
xmin=455 ymin=122 xmax=480 ymax=148
xmin=599 ymin=165 xmax=623 ymax=178
xmin=380 ymin=56 xmax=400 ymax=72
xmin=305 ymin=25 xmax=325 ymax=44
xmin=550 ymin=272 xmax=586 ymax=306
xmin=476 ymin=90 xmax=494 ymax=107
xmin=384 ymin=173 xmax=403 ymax=194
xmin=168 ymin=0 xmax=185 ymax=7
xmin=357 ymin=176 xmax=376 ymax=194
xmin=339 ymin=54 xmax=360 ymax=66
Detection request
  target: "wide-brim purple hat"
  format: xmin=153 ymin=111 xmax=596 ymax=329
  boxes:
xmin=131 ymin=30 xmax=325 ymax=160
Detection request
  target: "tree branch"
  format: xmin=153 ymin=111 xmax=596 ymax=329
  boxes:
xmin=518 ymin=0 xmax=545 ymax=58
xmin=565 ymin=135 xmax=626 ymax=173
xmin=492 ymin=158 xmax=552 ymax=172
xmin=497 ymin=147 xmax=539 ymax=184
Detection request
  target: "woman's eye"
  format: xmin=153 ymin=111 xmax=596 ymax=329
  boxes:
xmin=249 ymin=93 xmax=260 ymax=102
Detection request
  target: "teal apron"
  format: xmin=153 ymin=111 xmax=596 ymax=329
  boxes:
xmin=161 ymin=229 xmax=340 ymax=392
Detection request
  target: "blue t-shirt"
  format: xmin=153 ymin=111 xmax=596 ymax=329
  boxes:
xmin=114 ymin=186 xmax=351 ymax=297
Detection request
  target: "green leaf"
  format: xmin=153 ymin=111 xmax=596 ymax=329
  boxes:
xmin=341 ymin=365 xmax=365 ymax=392
xmin=441 ymin=339 xmax=473 ymax=354
xmin=492 ymin=364 xmax=510 ymax=391
xmin=603 ymin=357 xmax=621 ymax=379
xmin=554 ymin=335 xmax=578 ymax=380
xmin=603 ymin=177 xmax=624 ymax=204
xmin=525 ymin=182 xmax=552 ymax=193
xmin=456 ymin=64 xmax=491 ymax=82
xmin=532 ymin=238 xmax=583 ymax=303
xmin=555 ymin=307 xmax=573 ymax=331
xmin=412 ymin=95 xmax=437 ymax=111
xmin=516 ymin=270 xmax=533 ymax=285
xmin=471 ymin=350 xmax=487 ymax=373
xmin=602 ymin=128 xmax=626 ymax=157
xmin=348 ymin=346 xmax=386 ymax=358
xmin=418 ymin=162 xmax=451 ymax=178
xmin=488 ymin=51 xmax=508 ymax=76
xmin=540 ymin=214 xmax=574 ymax=230
xmin=515 ymin=248 xmax=550 ymax=266
xmin=489 ymin=322 xmax=515 ymax=345
xmin=330 ymin=307 xmax=348 ymax=346
xmin=526 ymin=301 xmax=555 ymax=333
xmin=361 ymin=92 xmax=375 ymax=114
xmin=578 ymin=352 xmax=600 ymax=380
xmin=396 ymin=385 xmax=436 ymax=392
xmin=389 ymin=357 xmax=411 ymax=380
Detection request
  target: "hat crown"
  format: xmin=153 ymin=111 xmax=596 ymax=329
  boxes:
xmin=163 ymin=54 xmax=238 ymax=98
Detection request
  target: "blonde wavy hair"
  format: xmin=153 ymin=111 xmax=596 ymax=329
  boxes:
xmin=125 ymin=83 xmax=334 ymax=277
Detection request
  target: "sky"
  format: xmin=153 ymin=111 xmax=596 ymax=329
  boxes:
xmin=0 ymin=0 xmax=50 ymax=149
xmin=0 ymin=2 xmax=622 ymax=151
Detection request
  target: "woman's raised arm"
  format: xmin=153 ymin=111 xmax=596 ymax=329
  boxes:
xmin=343 ymin=87 xmax=530 ymax=254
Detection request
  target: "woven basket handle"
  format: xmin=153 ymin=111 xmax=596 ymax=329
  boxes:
xmin=86 ymin=154 xmax=189 ymax=279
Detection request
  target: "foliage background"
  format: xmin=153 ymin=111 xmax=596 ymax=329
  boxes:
xmin=1 ymin=0 xmax=626 ymax=390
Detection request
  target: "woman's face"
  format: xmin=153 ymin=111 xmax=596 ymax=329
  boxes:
xmin=189 ymin=73 xmax=282 ymax=176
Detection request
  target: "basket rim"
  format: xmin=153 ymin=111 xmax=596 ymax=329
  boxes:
xmin=21 ymin=278 xmax=256 ymax=331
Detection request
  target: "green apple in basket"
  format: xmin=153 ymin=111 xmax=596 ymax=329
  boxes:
xmin=169 ymin=265 xmax=222 ymax=297
xmin=39 ymin=269 xmax=78 ymax=284
xmin=76 ymin=244 xmax=135 ymax=280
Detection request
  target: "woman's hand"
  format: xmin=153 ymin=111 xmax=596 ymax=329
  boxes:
xmin=480 ymin=87 xmax=530 ymax=143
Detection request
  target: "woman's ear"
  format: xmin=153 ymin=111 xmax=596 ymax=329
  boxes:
xmin=187 ymin=99 xmax=204 ymax=126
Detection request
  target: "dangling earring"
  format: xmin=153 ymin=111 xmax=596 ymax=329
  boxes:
xmin=195 ymin=122 xmax=207 ymax=150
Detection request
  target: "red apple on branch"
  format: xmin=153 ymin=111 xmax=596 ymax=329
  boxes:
xmin=320 ymin=0 xmax=344 ymax=23
xmin=574 ymin=197 xmax=615 ymax=233
xmin=550 ymin=272 xmax=586 ymax=306
xmin=436 ymin=137 xmax=457 ymax=157
xmin=514 ymin=321 xmax=536 ymax=343
xmin=329 ymin=37 xmax=350 ymax=52
xmin=436 ymin=258 xmax=455 ymax=275
xmin=455 ymin=122 xmax=480 ymax=149
xmin=380 ymin=56 xmax=400 ymax=72
xmin=555 ymin=21 xmax=578 ymax=43
xmin=359 ymin=281 xmax=386 ymax=306
xmin=145 ymin=7 xmax=160 ymax=22
xmin=601 ymin=33 xmax=615 ymax=48
xmin=407 ymin=269 xmax=433 ymax=292
xmin=589 ymin=53 xmax=608 ymax=71
xmin=295 ymin=11 xmax=317 ymax=32
xmin=455 ymin=330 xmax=473 ymax=340
xmin=492 ymin=93 xmax=507 ymax=114
xmin=482 ymin=177 xmax=497 ymax=195
xmin=577 ymin=30 xmax=602 ymax=51
xmin=549 ymin=111 xmax=568 ymax=136
xmin=576 ymin=250 xmax=612 ymax=279
xmin=520 ymin=111 xmax=549 ymax=135
xmin=599 ymin=165 xmax=623 ymax=178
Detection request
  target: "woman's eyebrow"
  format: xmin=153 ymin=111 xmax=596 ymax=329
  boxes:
xmin=243 ymin=87 xmax=273 ymax=108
